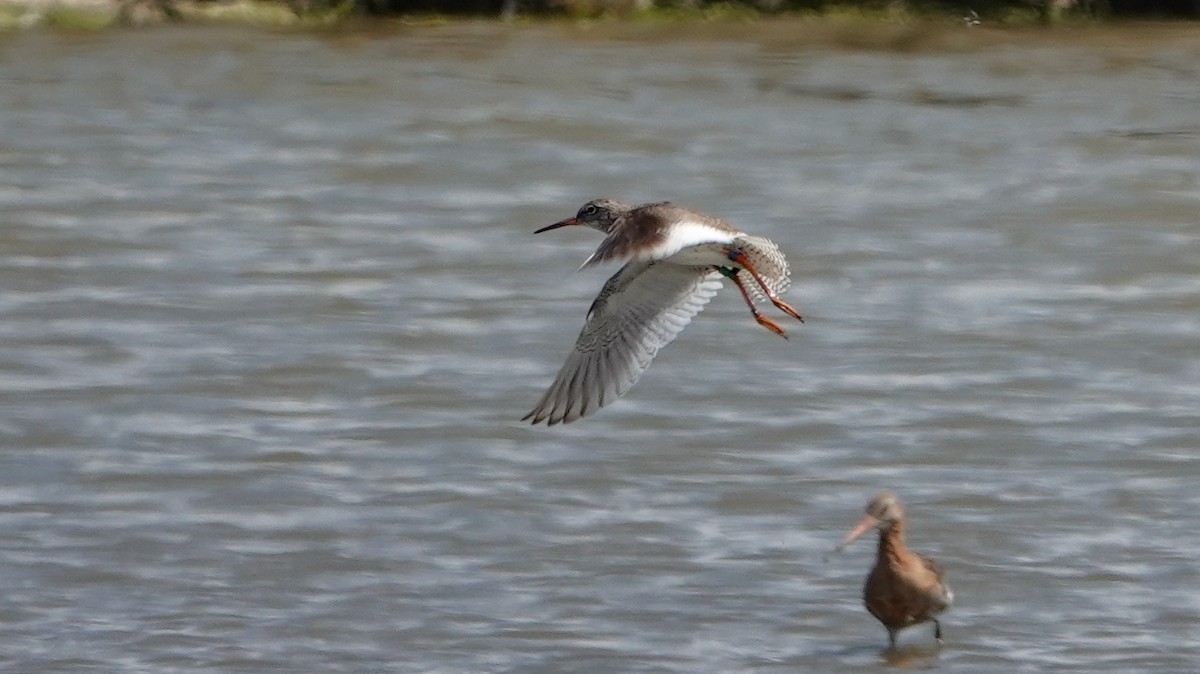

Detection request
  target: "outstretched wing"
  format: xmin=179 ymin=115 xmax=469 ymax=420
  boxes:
xmin=523 ymin=261 xmax=723 ymax=426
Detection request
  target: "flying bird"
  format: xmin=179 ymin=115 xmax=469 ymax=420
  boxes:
xmin=522 ymin=198 xmax=804 ymax=426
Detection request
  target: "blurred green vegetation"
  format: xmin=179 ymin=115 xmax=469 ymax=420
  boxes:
xmin=346 ymin=0 xmax=1196 ymax=20
xmin=3 ymin=0 xmax=1197 ymax=31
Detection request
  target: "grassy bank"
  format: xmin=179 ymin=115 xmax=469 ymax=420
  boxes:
xmin=1 ymin=0 xmax=1197 ymax=39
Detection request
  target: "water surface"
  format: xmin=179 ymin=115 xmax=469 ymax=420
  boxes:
xmin=1 ymin=24 xmax=1198 ymax=673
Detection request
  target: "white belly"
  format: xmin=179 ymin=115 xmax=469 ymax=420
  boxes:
xmin=640 ymin=220 xmax=738 ymax=266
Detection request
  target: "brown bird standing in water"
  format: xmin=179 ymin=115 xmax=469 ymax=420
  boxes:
xmin=839 ymin=492 xmax=953 ymax=649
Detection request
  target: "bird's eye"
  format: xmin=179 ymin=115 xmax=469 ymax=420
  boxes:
xmin=583 ymin=204 xmax=598 ymax=216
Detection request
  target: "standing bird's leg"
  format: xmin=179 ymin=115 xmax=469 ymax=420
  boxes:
xmin=727 ymin=250 xmax=804 ymax=323
xmin=934 ymin=619 xmax=943 ymax=644
xmin=718 ymin=267 xmax=788 ymax=339
xmin=887 ymin=628 xmax=897 ymax=650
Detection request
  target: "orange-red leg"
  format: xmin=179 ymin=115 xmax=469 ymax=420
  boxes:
xmin=725 ymin=269 xmax=788 ymax=339
xmin=728 ymin=251 xmax=804 ymax=323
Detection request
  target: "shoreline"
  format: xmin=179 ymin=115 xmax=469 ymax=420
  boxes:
xmin=3 ymin=0 xmax=1200 ymax=49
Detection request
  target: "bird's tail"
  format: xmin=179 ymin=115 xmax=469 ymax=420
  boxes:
xmin=736 ymin=235 xmax=792 ymax=302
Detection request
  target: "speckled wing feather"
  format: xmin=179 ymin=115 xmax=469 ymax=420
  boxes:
xmin=523 ymin=261 xmax=723 ymax=426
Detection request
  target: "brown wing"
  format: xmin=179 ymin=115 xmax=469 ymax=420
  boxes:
xmin=581 ymin=203 xmax=740 ymax=268
xmin=580 ymin=202 xmax=674 ymax=268
xmin=917 ymin=553 xmax=954 ymax=610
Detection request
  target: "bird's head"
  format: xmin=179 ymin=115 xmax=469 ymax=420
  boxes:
xmin=839 ymin=491 xmax=905 ymax=548
xmin=535 ymin=198 xmax=627 ymax=235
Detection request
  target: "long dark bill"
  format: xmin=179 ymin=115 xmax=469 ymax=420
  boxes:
xmin=533 ymin=217 xmax=578 ymax=234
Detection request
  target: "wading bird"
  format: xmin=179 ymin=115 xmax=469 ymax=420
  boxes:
xmin=839 ymin=492 xmax=953 ymax=649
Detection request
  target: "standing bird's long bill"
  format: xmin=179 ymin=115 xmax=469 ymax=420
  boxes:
xmin=534 ymin=217 xmax=578 ymax=234
xmin=839 ymin=514 xmax=878 ymax=549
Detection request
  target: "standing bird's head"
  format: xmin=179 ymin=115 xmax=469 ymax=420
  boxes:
xmin=535 ymin=198 xmax=629 ymax=235
xmin=840 ymin=492 xmax=906 ymax=548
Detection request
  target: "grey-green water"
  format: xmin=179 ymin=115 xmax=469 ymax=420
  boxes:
xmin=1 ymin=25 xmax=1198 ymax=673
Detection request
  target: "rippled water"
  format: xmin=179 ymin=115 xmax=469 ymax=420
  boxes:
xmin=1 ymin=24 xmax=1199 ymax=673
